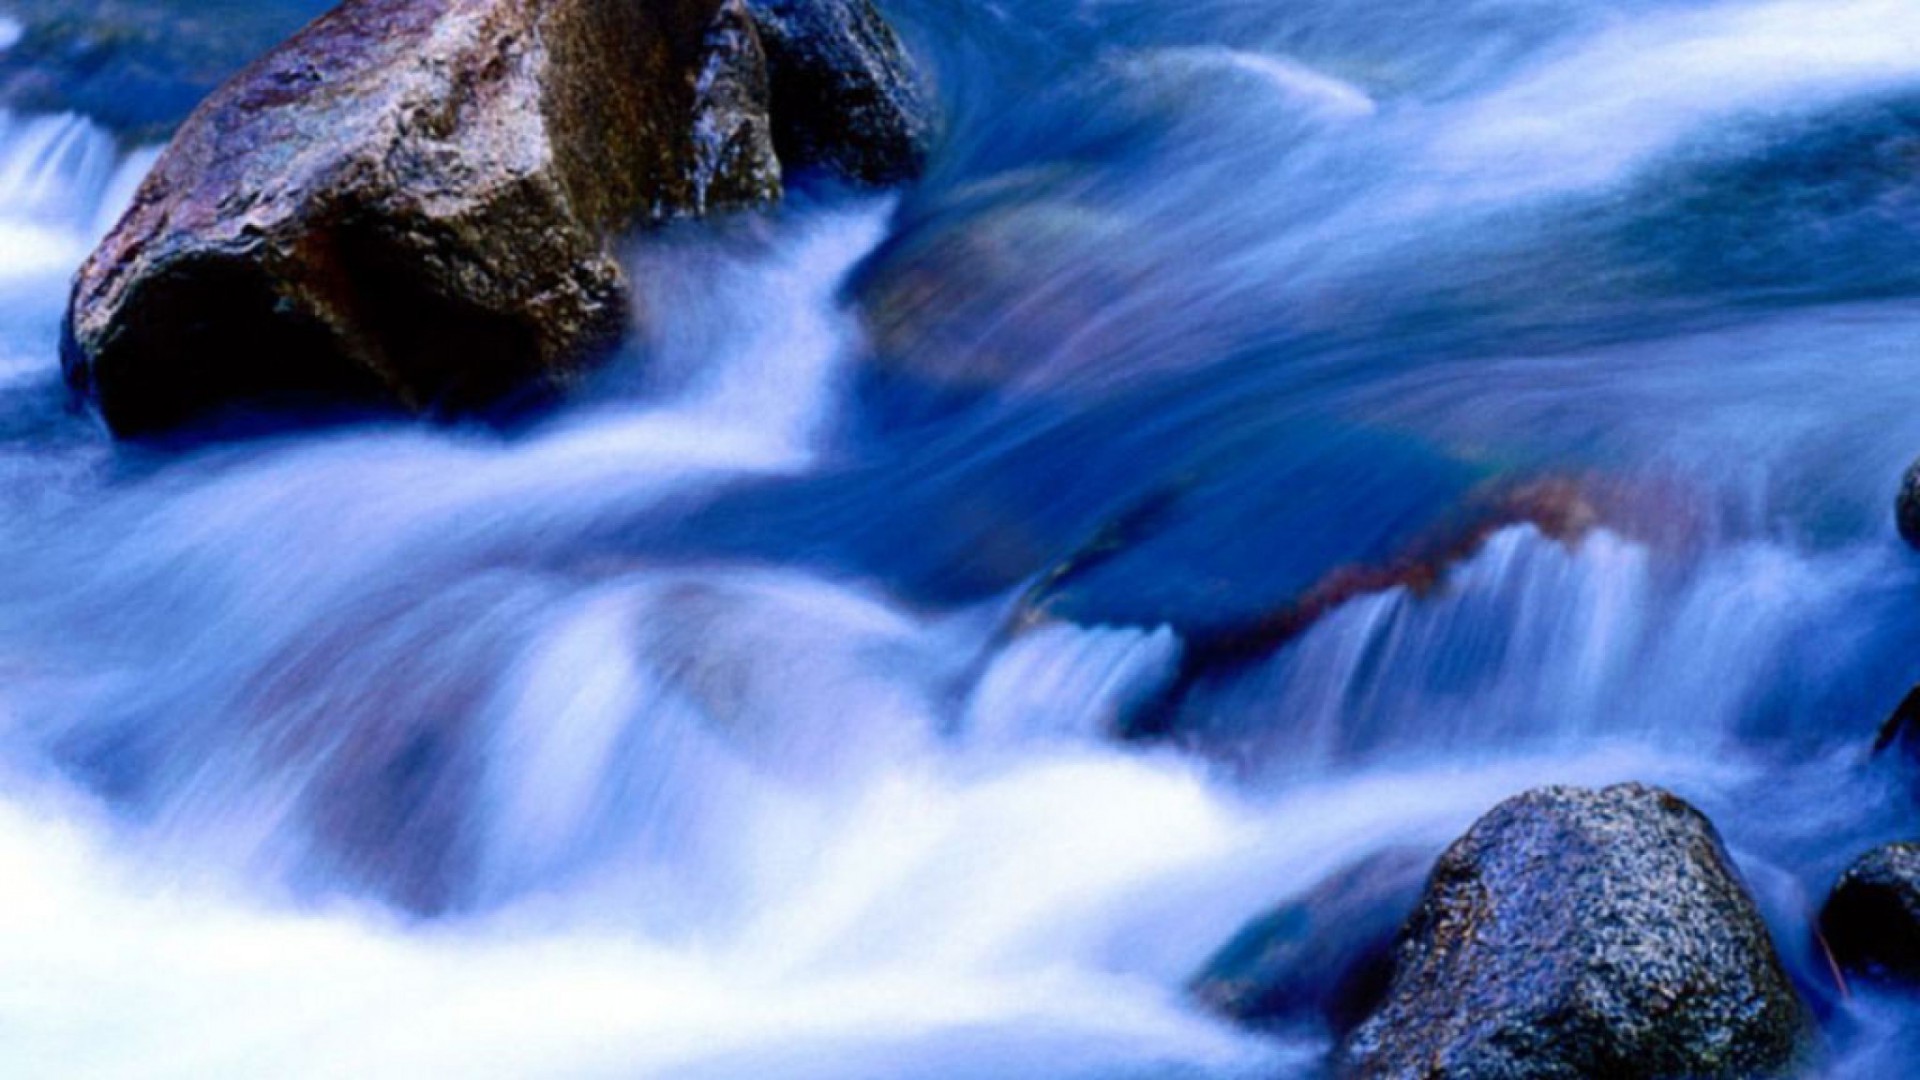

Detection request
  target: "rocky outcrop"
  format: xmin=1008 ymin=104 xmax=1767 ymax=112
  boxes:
xmin=1340 ymin=784 xmax=1814 ymax=1080
xmin=1193 ymin=847 xmax=1429 ymax=1035
xmin=1821 ymin=842 xmax=1920 ymax=986
xmin=62 ymin=0 xmax=932 ymax=437
xmin=745 ymin=0 xmax=932 ymax=186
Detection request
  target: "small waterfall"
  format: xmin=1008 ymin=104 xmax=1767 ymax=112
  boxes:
xmin=1177 ymin=525 xmax=1887 ymax=771
xmin=0 ymin=113 xmax=154 ymax=395
xmin=0 ymin=113 xmax=122 ymax=278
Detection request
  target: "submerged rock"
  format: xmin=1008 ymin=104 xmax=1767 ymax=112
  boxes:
xmin=1821 ymin=842 xmax=1920 ymax=986
xmin=1192 ymin=847 xmax=1429 ymax=1036
xmin=63 ymin=0 xmax=931 ymax=437
xmin=747 ymin=0 xmax=934 ymax=186
xmin=850 ymin=191 xmax=1144 ymax=428
xmin=0 ymin=0 xmax=330 ymax=142
xmin=1340 ymin=784 xmax=1814 ymax=1080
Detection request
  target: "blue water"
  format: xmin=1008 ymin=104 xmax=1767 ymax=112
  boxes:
xmin=1 ymin=0 xmax=1919 ymax=1075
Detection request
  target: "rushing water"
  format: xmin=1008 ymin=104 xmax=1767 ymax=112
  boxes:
xmin=4 ymin=0 xmax=1920 ymax=1076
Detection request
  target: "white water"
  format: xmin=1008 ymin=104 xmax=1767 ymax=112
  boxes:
xmin=2 ymin=0 xmax=1919 ymax=1074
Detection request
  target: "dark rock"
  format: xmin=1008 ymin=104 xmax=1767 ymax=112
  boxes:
xmin=0 ymin=1 xmax=330 ymax=143
xmin=1821 ymin=842 xmax=1920 ymax=986
xmin=62 ymin=0 xmax=783 ymax=437
xmin=1872 ymin=683 xmax=1920 ymax=759
xmin=1898 ymin=457 xmax=1920 ymax=552
xmin=1192 ymin=847 xmax=1429 ymax=1035
xmin=1340 ymin=784 xmax=1815 ymax=1080
xmin=745 ymin=0 xmax=933 ymax=186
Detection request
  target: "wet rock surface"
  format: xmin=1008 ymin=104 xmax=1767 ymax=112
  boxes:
xmin=1340 ymin=783 xmax=1814 ymax=1080
xmin=62 ymin=0 xmax=772 ymax=437
xmin=1821 ymin=842 xmax=1920 ymax=987
xmin=62 ymin=0 xmax=931 ymax=438
xmin=746 ymin=0 xmax=933 ymax=186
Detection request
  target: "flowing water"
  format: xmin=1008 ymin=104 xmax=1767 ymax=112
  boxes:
xmin=3 ymin=0 xmax=1920 ymax=1075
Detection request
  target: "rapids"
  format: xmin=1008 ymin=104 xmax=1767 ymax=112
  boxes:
xmin=3 ymin=0 xmax=1920 ymax=1075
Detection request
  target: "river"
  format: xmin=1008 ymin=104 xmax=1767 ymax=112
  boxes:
xmin=2 ymin=0 xmax=1919 ymax=1075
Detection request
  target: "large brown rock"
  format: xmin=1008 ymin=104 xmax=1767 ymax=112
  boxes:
xmin=1340 ymin=784 xmax=1814 ymax=1080
xmin=62 ymin=0 xmax=932 ymax=437
xmin=63 ymin=0 xmax=780 ymax=436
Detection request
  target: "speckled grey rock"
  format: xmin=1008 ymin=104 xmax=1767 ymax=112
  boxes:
xmin=1821 ymin=842 xmax=1920 ymax=985
xmin=745 ymin=0 xmax=933 ymax=186
xmin=1339 ymin=784 xmax=1815 ymax=1080
xmin=1897 ymin=458 xmax=1920 ymax=551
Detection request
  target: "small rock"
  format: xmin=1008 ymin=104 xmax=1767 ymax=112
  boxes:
xmin=1897 ymin=457 xmax=1920 ymax=551
xmin=1340 ymin=783 xmax=1814 ymax=1080
xmin=1821 ymin=842 xmax=1920 ymax=986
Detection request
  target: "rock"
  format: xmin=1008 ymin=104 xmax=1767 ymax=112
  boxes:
xmin=1340 ymin=784 xmax=1814 ymax=1080
xmin=1821 ymin=842 xmax=1920 ymax=986
xmin=0 ymin=1 xmax=330 ymax=142
xmin=1872 ymin=683 xmax=1920 ymax=759
xmin=1192 ymin=847 xmax=1429 ymax=1035
xmin=1897 ymin=457 xmax=1920 ymax=551
xmin=62 ymin=0 xmax=781 ymax=437
xmin=745 ymin=0 xmax=933 ymax=186
xmin=63 ymin=0 xmax=935 ymax=438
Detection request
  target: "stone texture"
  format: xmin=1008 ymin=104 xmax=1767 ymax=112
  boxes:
xmin=747 ymin=0 xmax=933 ymax=186
xmin=62 ymin=0 xmax=783 ymax=436
xmin=1340 ymin=784 xmax=1814 ymax=1080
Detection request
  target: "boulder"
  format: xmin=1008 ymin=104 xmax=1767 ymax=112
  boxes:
xmin=1192 ymin=847 xmax=1429 ymax=1035
xmin=747 ymin=0 xmax=933 ymax=186
xmin=1340 ymin=784 xmax=1814 ymax=1080
xmin=62 ymin=0 xmax=778 ymax=436
xmin=62 ymin=0 xmax=931 ymax=437
xmin=1821 ymin=842 xmax=1920 ymax=986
